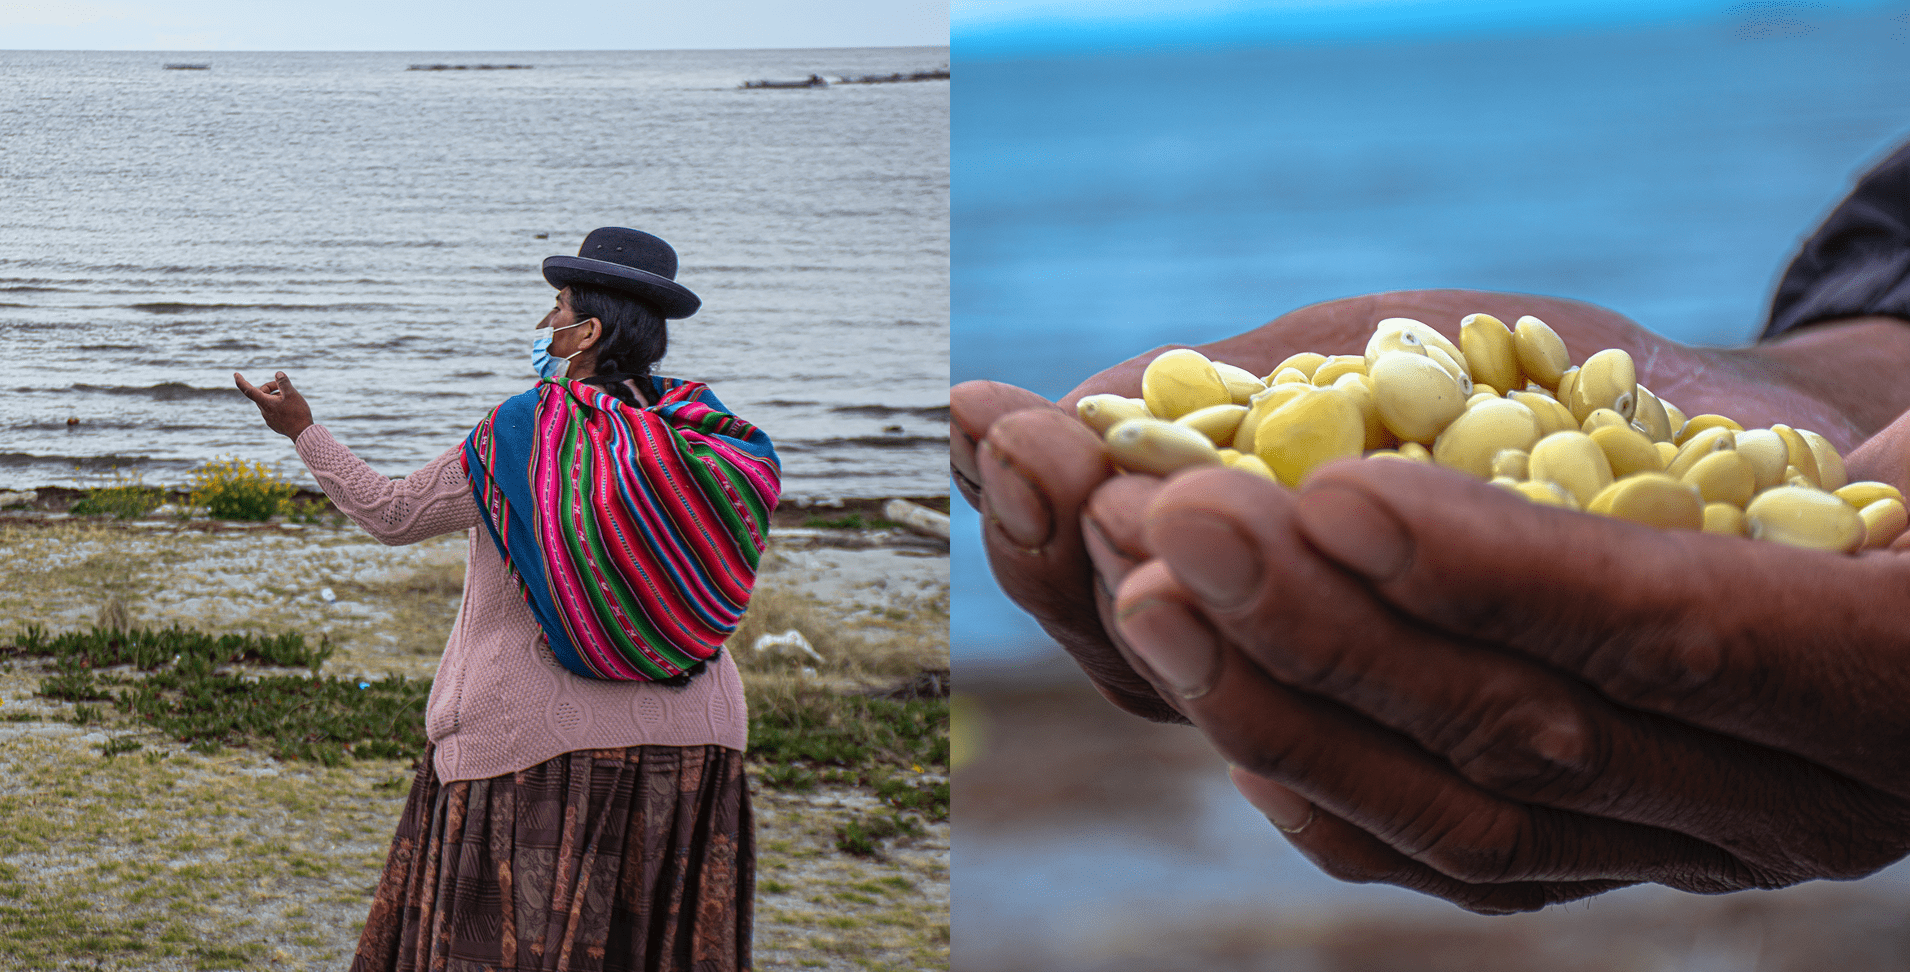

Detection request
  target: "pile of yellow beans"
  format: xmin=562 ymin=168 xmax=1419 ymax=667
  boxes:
xmin=1079 ymin=313 xmax=1907 ymax=553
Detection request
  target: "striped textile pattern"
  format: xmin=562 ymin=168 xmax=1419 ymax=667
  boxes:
xmin=462 ymin=376 xmax=781 ymax=682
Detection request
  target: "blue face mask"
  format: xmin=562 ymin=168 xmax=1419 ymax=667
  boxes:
xmin=531 ymin=320 xmax=587 ymax=380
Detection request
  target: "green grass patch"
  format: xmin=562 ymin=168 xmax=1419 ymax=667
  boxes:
xmin=834 ymin=811 xmax=925 ymax=857
xmin=747 ymin=681 xmax=948 ymax=820
xmin=69 ymin=471 xmax=167 ymax=520
xmin=7 ymin=622 xmax=429 ymax=765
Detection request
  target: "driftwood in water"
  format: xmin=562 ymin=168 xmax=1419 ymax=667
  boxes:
xmin=742 ymin=74 xmax=828 ymax=89
xmin=835 ymin=69 xmax=949 ymax=85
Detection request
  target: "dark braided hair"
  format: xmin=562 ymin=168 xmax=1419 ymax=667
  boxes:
xmin=569 ymin=284 xmax=668 ymax=407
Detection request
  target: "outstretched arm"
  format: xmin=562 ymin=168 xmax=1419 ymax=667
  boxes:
xmin=238 ymin=369 xmax=480 ymax=544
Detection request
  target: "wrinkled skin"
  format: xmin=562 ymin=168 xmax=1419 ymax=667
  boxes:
xmin=952 ymin=289 xmax=1910 ymax=913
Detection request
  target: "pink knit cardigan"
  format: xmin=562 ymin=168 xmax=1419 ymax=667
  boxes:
xmin=294 ymin=425 xmax=749 ymax=784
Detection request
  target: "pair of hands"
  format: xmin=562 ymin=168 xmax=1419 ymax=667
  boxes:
xmin=954 ymin=289 xmax=1910 ymax=913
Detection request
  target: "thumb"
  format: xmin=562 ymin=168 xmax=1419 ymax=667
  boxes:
xmin=275 ymin=372 xmax=300 ymax=397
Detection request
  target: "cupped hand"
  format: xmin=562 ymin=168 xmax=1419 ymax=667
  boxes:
xmin=235 ymin=370 xmax=315 ymax=441
xmin=953 ymin=289 xmax=1880 ymax=724
xmin=1108 ymin=433 xmax=1910 ymax=913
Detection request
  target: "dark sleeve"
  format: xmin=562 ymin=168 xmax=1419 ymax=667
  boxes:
xmin=1762 ymin=140 xmax=1910 ymax=341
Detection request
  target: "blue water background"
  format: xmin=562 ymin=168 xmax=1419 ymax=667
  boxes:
xmin=953 ymin=6 xmax=1910 ymax=663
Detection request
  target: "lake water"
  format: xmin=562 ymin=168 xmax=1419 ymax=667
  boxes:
xmin=0 ymin=47 xmax=948 ymax=503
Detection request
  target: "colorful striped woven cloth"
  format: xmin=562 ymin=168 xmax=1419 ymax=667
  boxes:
xmin=461 ymin=376 xmax=781 ymax=681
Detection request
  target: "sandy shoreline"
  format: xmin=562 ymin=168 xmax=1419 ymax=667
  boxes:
xmin=0 ymin=507 xmax=949 ymax=970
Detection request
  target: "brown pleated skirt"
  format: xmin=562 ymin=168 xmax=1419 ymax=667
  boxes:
xmin=351 ymin=744 xmax=753 ymax=972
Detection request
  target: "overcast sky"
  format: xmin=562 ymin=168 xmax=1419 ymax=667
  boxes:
xmin=2 ymin=0 xmax=949 ymax=50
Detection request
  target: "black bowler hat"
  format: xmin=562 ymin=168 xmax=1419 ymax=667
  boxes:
xmin=542 ymin=227 xmax=701 ymax=319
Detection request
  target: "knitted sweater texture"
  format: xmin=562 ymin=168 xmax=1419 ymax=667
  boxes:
xmin=294 ymin=424 xmax=749 ymax=784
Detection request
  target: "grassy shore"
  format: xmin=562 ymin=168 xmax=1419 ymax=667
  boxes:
xmin=0 ymin=499 xmax=948 ymax=971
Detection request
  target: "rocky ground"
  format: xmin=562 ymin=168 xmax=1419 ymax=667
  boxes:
xmin=0 ymin=499 xmax=948 ymax=971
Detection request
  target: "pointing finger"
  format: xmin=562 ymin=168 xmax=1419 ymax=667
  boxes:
xmin=234 ymin=372 xmax=268 ymax=404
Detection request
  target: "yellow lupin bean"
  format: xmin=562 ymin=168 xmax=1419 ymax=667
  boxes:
xmin=1175 ymin=403 xmax=1250 ymax=446
xmin=1655 ymin=441 xmax=1680 ymax=465
xmin=1227 ymin=453 xmax=1280 ymax=482
xmin=1860 ymin=498 xmax=1908 ymax=549
xmin=1528 ymin=431 xmax=1614 ymax=507
xmin=1745 ymin=485 xmax=1864 ymax=552
xmin=1269 ymin=352 xmax=1328 ymax=381
xmin=1254 ymin=388 xmax=1365 ymax=487
xmin=1587 ymin=473 xmax=1704 ymax=530
xmin=1370 ymin=317 xmax=1467 ymax=370
xmin=1770 ymin=424 xmax=1821 ymax=487
xmin=1425 ymin=345 xmax=1474 ymax=391
xmin=1799 ymin=430 xmax=1847 ymax=491
xmin=1515 ymin=479 xmax=1580 ymax=509
xmin=1213 ymin=362 xmax=1268 ymax=405
xmin=1460 ymin=313 xmax=1521 ymax=394
xmin=1331 ymin=371 xmax=1394 ymax=450
xmin=1311 ymin=354 xmax=1367 ymax=387
xmin=1363 ymin=326 xmax=1431 ymax=366
xmin=1232 ymin=383 xmax=1311 ymax=452
xmin=1664 ymin=425 xmax=1735 ymax=481
xmin=1555 ymin=366 xmax=1581 ymax=414
xmin=1512 ymin=315 xmax=1570 ymax=389
xmin=1836 ymin=481 xmax=1906 ymax=509
xmin=1680 ymin=449 xmax=1756 ymax=507
xmin=1398 ymin=441 xmax=1434 ymax=463
xmin=1633 ymin=385 xmax=1674 ymax=443
xmin=1508 ymin=390 xmax=1578 ymax=437
xmin=1490 ymin=447 xmax=1530 ymax=480
xmin=1432 ymin=398 xmax=1542 ymax=479
xmin=1732 ymin=429 xmax=1790 ymax=492
xmin=1703 ymin=502 xmax=1747 ymax=536
xmin=1676 ymin=414 xmax=1746 ymax=446
xmin=1142 ymin=348 xmax=1232 ymax=420
xmin=1370 ymin=350 xmax=1467 ymax=444
xmin=1662 ymin=400 xmax=1688 ymax=437
xmin=1588 ymin=423 xmax=1664 ymax=478
xmin=1568 ymin=348 xmax=1638 ymax=424
xmin=1272 ymin=367 xmax=1312 ymax=386
xmin=1077 ymin=394 xmax=1152 ymax=435
xmin=1105 ymin=418 xmax=1225 ymax=477
xmin=1580 ymin=408 xmax=1629 ymax=435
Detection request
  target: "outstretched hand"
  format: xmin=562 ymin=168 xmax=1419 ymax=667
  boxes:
xmin=234 ymin=370 xmax=315 ymax=441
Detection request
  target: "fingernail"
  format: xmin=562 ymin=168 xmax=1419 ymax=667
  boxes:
xmin=1228 ymin=765 xmax=1316 ymax=833
xmin=1294 ymin=485 xmax=1413 ymax=582
xmin=1149 ymin=511 xmax=1261 ymax=609
xmin=980 ymin=442 xmax=1053 ymax=552
xmin=1115 ymin=598 xmax=1219 ymax=699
